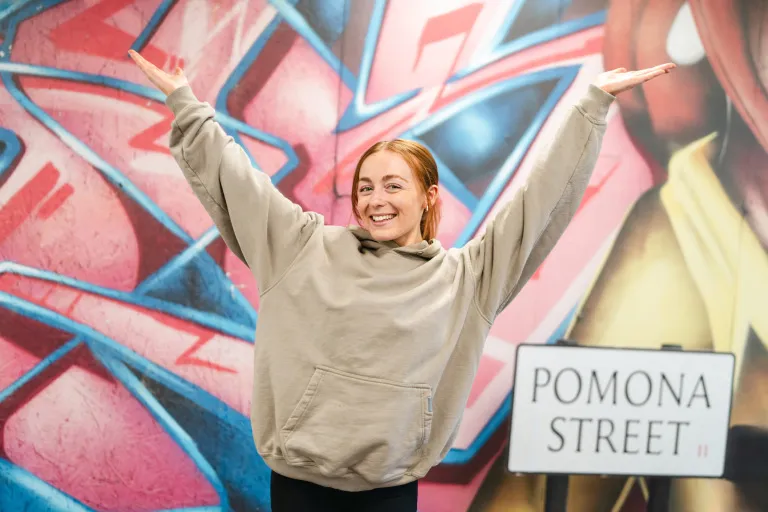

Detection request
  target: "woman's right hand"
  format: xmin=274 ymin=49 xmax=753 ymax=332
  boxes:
xmin=128 ymin=49 xmax=189 ymax=96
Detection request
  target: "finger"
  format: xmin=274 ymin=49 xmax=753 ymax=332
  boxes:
xmin=637 ymin=67 xmax=672 ymax=81
xmin=129 ymin=50 xmax=163 ymax=76
xmin=627 ymin=62 xmax=674 ymax=80
xmin=128 ymin=49 xmax=149 ymax=67
xmin=128 ymin=50 xmax=153 ymax=75
xmin=129 ymin=52 xmax=169 ymax=91
xmin=638 ymin=62 xmax=676 ymax=74
xmin=617 ymin=68 xmax=670 ymax=90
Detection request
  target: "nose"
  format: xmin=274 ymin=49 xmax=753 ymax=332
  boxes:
xmin=369 ymin=188 xmax=387 ymax=207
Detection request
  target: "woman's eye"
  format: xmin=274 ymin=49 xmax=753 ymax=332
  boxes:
xmin=386 ymin=183 xmax=401 ymax=190
xmin=359 ymin=186 xmax=372 ymax=193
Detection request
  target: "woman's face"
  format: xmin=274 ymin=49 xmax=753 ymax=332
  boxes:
xmin=355 ymin=151 xmax=433 ymax=247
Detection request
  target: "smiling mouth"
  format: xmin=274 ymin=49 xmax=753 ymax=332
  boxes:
xmin=371 ymin=214 xmax=396 ymax=225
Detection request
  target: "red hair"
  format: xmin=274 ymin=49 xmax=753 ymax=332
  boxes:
xmin=351 ymin=139 xmax=442 ymax=241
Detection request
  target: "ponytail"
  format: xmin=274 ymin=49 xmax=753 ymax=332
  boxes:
xmin=421 ymin=199 xmax=442 ymax=241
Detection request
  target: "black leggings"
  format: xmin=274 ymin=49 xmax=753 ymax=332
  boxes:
xmin=270 ymin=471 xmax=418 ymax=512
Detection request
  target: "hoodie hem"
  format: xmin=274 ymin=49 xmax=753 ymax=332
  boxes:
xmin=260 ymin=454 xmax=426 ymax=492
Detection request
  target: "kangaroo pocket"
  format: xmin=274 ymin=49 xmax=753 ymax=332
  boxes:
xmin=280 ymin=365 xmax=433 ymax=485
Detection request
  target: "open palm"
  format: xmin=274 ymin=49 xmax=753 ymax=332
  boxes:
xmin=595 ymin=63 xmax=676 ymax=96
xmin=128 ymin=49 xmax=189 ymax=96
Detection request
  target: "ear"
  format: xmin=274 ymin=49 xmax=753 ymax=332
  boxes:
xmin=425 ymin=184 xmax=439 ymax=208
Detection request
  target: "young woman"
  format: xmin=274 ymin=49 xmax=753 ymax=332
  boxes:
xmin=129 ymin=49 xmax=674 ymax=511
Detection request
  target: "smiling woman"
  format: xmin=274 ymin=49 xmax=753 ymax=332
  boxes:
xmin=352 ymin=139 xmax=441 ymax=247
xmin=127 ymin=47 xmax=674 ymax=512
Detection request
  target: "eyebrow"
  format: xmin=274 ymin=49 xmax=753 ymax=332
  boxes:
xmin=358 ymin=174 xmax=408 ymax=183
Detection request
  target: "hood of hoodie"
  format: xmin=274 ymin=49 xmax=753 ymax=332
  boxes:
xmin=347 ymin=225 xmax=444 ymax=260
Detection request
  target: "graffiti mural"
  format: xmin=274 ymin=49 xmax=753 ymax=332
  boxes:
xmin=0 ymin=0 xmax=765 ymax=511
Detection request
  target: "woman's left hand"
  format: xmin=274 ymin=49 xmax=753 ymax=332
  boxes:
xmin=594 ymin=63 xmax=676 ymax=96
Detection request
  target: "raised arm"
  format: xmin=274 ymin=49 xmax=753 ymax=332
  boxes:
xmin=130 ymin=51 xmax=320 ymax=293
xmin=464 ymin=64 xmax=675 ymax=320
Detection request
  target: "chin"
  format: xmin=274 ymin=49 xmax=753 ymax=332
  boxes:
xmin=366 ymin=225 xmax=402 ymax=242
xmin=369 ymin=230 xmax=398 ymax=242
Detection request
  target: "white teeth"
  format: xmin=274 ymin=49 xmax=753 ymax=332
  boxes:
xmin=372 ymin=214 xmax=395 ymax=222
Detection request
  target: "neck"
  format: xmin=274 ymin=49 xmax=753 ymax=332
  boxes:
xmin=393 ymin=229 xmax=425 ymax=247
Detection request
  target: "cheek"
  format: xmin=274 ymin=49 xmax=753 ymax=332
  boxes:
xmin=394 ymin=199 xmax=421 ymax=221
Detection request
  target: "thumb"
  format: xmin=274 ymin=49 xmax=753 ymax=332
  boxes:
xmin=173 ymin=66 xmax=184 ymax=77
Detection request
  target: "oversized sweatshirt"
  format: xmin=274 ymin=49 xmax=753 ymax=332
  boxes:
xmin=165 ymin=82 xmax=615 ymax=491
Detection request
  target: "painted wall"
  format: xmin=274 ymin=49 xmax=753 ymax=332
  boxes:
xmin=1 ymin=0 xmax=766 ymax=511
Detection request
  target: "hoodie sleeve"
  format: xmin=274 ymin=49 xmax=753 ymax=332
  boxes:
xmin=463 ymin=84 xmax=615 ymax=321
xmin=165 ymin=85 xmax=321 ymax=293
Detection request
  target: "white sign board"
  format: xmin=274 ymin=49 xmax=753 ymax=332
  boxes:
xmin=507 ymin=344 xmax=734 ymax=478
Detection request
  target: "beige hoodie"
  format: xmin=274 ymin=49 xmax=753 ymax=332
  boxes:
xmin=165 ymin=83 xmax=615 ymax=491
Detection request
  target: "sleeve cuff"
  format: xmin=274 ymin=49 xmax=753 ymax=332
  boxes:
xmin=577 ymin=83 xmax=615 ymax=123
xmin=165 ymin=85 xmax=200 ymax=117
